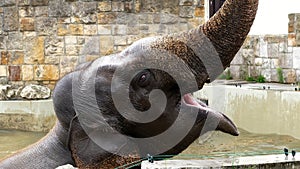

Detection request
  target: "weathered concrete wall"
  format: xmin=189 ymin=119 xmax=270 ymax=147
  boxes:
xmin=141 ymin=154 xmax=300 ymax=169
xmin=0 ymin=0 xmax=205 ymax=89
xmin=0 ymin=99 xmax=56 ymax=131
xmin=194 ymin=84 xmax=300 ymax=139
xmin=228 ymin=13 xmax=300 ymax=83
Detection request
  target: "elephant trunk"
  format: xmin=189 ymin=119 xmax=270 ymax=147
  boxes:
xmin=149 ymin=0 xmax=258 ymax=91
xmin=202 ymin=0 xmax=259 ymax=68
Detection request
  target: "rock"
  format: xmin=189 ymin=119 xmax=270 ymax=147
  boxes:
xmin=55 ymin=164 xmax=77 ymax=169
xmin=0 ymin=85 xmax=11 ymax=100
xmin=20 ymin=85 xmax=51 ymax=100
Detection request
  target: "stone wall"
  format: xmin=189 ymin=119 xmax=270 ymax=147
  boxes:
xmin=229 ymin=13 xmax=300 ymax=83
xmin=0 ymin=0 xmax=205 ymax=90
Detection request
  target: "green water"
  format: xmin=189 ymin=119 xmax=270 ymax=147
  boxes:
xmin=0 ymin=129 xmax=300 ymax=160
xmin=0 ymin=130 xmax=46 ymax=160
xmin=181 ymin=128 xmax=300 ymax=159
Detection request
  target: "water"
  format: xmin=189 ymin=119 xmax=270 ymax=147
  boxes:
xmin=181 ymin=128 xmax=300 ymax=159
xmin=0 ymin=130 xmax=46 ymax=160
xmin=0 ymin=129 xmax=300 ymax=161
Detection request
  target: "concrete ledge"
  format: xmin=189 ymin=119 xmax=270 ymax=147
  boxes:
xmin=142 ymin=154 xmax=300 ymax=169
xmin=0 ymin=99 xmax=56 ymax=132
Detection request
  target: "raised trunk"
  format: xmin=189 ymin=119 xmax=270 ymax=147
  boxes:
xmin=202 ymin=0 xmax=259 ymax=68
xmin=149 ymin=0 xmax=258 ymax=90
xmin=0 ymin=122 xmax=74 ymax=169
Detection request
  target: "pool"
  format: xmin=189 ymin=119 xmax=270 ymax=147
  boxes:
xmin=0 ymin=130 xmax=46 ymax=160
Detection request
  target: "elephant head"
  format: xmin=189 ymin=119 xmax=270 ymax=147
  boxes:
xmin=0 ymin=0 xmax=258 ymax=168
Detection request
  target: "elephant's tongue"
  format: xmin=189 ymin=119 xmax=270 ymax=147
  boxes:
xmin=183 ymin=94 xmax=239 ymax=136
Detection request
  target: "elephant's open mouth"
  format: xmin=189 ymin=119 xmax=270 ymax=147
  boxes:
xmin=182 ymin=93 xmax=239 ymax=136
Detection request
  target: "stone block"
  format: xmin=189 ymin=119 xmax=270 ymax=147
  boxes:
xmin=242 ymin=49 xmax=254 ymax=58
xmin=31 ymin=0 xmax=49 ymax=6
xmin=254 ymin=58 xmax=263 ymax=66
xmin=112 ymin=25 xmax=127 ymax=35
xmin=194 ymin=6 xmax=204 ymax=17
xmin=288 ymin=33 xmax=296 ymax=47
xmin=179 ymin=6 xmax=194 ymax=18
xmin=34 ymin=65 xmax=59 ymax=81
xmin=80 ymin=14 xmax=97 ymax=24
xmin=124 ymin=0 xmax=134 ymax=13
xmin=100 ymin=36 xmax=114 ymax=55
xmin=267 ymin=43 xmax=279 ymax=58
xmin=24 ymin=36 xmax=45 ymax=64
xmin=115 ymin=12 xmax=127 ymax=24
xmin=228 ymin=65 xmax=241 ymax=79
xmin=1 ymin=51 xmax=11 ymax=65
xmin=285 ymin=69 xmax=297 ymax=83
xmin=72 ymin=1 xmax=97 ymax=18
xmin=45 ymin=36 xmax=64 ymax=56
xmin=114 ymin=36 xmax=127 ymax=46
xmin=22 ymin=65 xmax=34 ymax=81
xmin=69 ymin=24 xmax=84 ymax=35
xmin=112 ymin=1 xmax=124 ymax=12
xmin=179 ymin=0 xmax=194 ymax=6
xmin=98 ymin=1 xmax=112 ymax=12
xmin=126 ymin=13 xmax=139 ymax=26
xmin=160 ymin=14 xmax=178 ymax=24
xmin=141 ymin=0 xmax=161 ymax=12
xmin=18 ymin=0 xmax=31 ymax=6
xmin=97 ymin=13 xmax=117 ymax=24
xmin=296 ymin=33 xmax=300 ymax=46
xmin=3 ymin=7 xmax=18 ymax=31
xmin=6 ymin=32 xmax=23 ymax=50
xmin=49 ymin=0 xmax=71 ymax=17
xmin=83 ymin=25 xmax=97 ymax=35
xmin=35 ymin=6 xmax=48 ymax=17
xmin=279 ymin=53 xmax=293 ymax=69
xmin=98 ymin=25 xmax=112 ymax=35
xmin=0 ymin=37 xmax=4 ymax=49
xmin=36 ymin=17 xmax=57 ymax=35
xmin=60 ymin=56 xmax=78 ymax=77
xmin=161 ymin=0 xmax=179 ymax=14
xmin=261 ymin=69 xmax=272 ymax=82
xmin=20 ymin=18 xmax=35 ymax=31
xmin=65 ymin=36 xmax=77 ymax=45
xmin=0 ymin=65 xmax=7 ymax=77
xmin=127 ymin=26 xmax=140 ymax=35
xmin=8 ymin=66 xmax=21 ymax=81
xmin=80 ymin=36 xmax=100 ymax=56
xmin=57 ymin=24 xmax=69 ymax=36
xmin=1 ymin=0 xmax=15 ymax=7
xmin=139 ymin=14 xmax=153 ymax=24
xmin=297 ymin=70 xmax=300 ymax=82
xmin=259 ymin=37 xmax=268 ymax=57
xmin=10 ymin=51 xmax=24 ymax=65
xmin=45 ymin=55 xmax=59 ymax=64
xmin=134 ymin=0 xmax=141 ymax=13
xmin=65 ymin=45 xmax=82 ymax=56
xmin=293 ymin=47 xmax=300 ymax=69
xmin=19 ymin=6 xmax=34 ymax=17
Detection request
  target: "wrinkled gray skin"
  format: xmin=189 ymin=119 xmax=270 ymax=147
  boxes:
xmin=0 ymin=0 xmax=258 ymax=168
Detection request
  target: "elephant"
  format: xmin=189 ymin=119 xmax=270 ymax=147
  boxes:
xmin=0 ymin=0 xmax=258 ymax=168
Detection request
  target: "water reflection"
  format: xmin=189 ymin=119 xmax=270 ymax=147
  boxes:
xmin=0 ymin=128 xmax=299 ymax=160
xmin=181 ymin=128 xmax=300 ymax=159
xmin=0 ymin=130 xmax=46 ymax=159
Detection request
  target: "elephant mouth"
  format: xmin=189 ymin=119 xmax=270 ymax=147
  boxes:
xmin=182 ymin=93 xmax=239 ymax=136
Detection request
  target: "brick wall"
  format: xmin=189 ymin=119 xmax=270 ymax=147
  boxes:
xmin=228 ymin=13 xmax=300 ymax=83
xmin=0 ymin=0 xmax=205 ymax=89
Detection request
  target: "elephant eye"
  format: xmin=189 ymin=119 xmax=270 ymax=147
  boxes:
xmin=137 ymin=70 xmax=151 ymax=87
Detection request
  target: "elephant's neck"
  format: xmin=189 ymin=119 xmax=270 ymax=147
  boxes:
xmin=0 ymin=122 xmax=75 ymax=169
